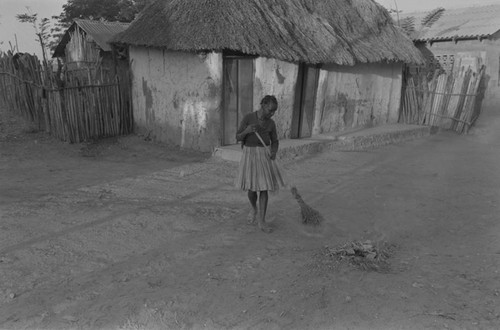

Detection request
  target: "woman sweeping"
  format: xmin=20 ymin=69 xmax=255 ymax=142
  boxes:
xmin=235 ymin=95 xmax=286 ymax=233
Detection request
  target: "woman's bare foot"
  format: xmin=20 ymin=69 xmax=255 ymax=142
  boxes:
xmin=247 ymin=209 xmax=257 ymax=225
xmin=258 ymin=221 xmax=273 ymax=233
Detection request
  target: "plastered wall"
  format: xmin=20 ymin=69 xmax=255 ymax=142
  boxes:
xmin=313 ymin=62 xmax=403 ymax=134
xmin=129 ymin=47 xmax=222 ymax=152
xmin=129 ymin=46 xmax=405 ymax=150
xmin=254 ymin=58 xmax=299 ymax=139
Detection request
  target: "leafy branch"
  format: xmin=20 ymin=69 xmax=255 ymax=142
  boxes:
xmin=421 ymin=7 xmax=445 ymax=28
xmin=16 ymin=8 xmax=52 ymax=64
xmin=394 ymin=7 xmax=445 ymax=38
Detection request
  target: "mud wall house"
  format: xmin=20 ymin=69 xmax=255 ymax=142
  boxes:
xmin=398 ymin=4 xmax=500 ymax=125
xmin=111 ymin=0 xmax=424 ymax=152
xmin=53 ymin=19 xmax=130 ymax=75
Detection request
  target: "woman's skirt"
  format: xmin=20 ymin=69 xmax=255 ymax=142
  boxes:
xmin=235 ymin=146 xmax=286 ymax=192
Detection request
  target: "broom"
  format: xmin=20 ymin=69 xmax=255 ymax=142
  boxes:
xmin=254 ymin=131 xmax=323 ymax=226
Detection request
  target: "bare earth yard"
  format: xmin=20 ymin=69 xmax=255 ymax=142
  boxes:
xmin=0 ymin=106 xmax=499 ymax=330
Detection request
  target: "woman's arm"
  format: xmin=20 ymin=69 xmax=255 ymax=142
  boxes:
xmin=236 ymin=116 xmax=249 ymax=142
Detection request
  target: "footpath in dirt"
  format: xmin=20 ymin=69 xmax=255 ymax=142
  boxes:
xmin=0 ymin=107 xmax=499 ymax=330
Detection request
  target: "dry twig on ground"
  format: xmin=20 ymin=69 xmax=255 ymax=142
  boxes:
xmin=323 ymin=240 xmax=396 ymax=272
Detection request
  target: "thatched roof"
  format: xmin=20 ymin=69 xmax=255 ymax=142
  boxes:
xmin=53 ymin=19 xmax=130 ymax=58
xmin=112 ymin=0 xmax=425 ymax=65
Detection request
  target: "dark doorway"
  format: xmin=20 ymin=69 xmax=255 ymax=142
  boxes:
xmin=222 ymin=56 xmax=254 ymax=145
xmin=291 ymin=63 xmax=320 ymax=138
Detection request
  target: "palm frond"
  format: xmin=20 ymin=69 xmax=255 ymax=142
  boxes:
xmin=421 ymin=7 xmax=445 ymax=28
xmin=399 ymin=16 xmax=415 ymax=36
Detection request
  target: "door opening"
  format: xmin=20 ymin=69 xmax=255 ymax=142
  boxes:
xmin=222 ymin=56 xmax=254 ymax=145
xmin=291 ymin=63 xmax=320 ymax=138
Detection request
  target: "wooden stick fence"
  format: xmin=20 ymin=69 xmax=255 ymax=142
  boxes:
xmin=400 ymin=65 xmax=485 ymax=134
xmin=0 ymin=52 xmax=132 ymax=143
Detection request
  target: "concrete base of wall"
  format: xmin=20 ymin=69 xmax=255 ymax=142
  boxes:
xmin=213 ymin=124 xmax=433 ymax=162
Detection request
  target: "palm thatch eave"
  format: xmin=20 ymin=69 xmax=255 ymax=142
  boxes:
xmin=111 ymin=0 xmax=425 ymax=66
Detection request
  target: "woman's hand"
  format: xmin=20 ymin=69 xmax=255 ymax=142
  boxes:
xmin=244 ymin=124 xmax=257 ymax=135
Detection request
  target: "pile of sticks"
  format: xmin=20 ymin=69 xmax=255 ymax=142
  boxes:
xmin=323 ymin=240 xmax=395 ymax=272
xmin=400 ymin=65 xmax=485 ymax=134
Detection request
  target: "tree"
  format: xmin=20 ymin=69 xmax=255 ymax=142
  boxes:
xmin=116 ymin=0 xmax=154 ymax=22
xmin=394 ymin=7 xmax=445 ymax=38
xmin=56 ymin=0 xmax=153 ymax=24
xmin=16 ymin=9 xmax=52 ymax=64
xmin=58 ymin=0 xmax=121 ymax=24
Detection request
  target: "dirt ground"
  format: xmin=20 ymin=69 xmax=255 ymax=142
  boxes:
xmin=1 ymin=106 xmax=499 ymax=330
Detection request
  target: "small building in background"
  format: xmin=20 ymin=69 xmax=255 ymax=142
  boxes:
xmin=397 ymin=4 xmax=500 ymax=123
xmin=53 ymin=19 xmax=130 ymax=77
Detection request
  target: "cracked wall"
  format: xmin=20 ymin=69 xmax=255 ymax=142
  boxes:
xmin=129 ymin=46 xmax=404 ymax=150
xmin=254 ymin=58 xmax=298 ymax=139
xmin=313 ymin=62 xmax=403 ymax=135
xmin=130 ymin=47 xmax=222 ymax=152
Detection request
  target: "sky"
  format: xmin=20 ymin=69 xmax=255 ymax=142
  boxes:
xmin=0 ymin=0 xmax=67 ymax=58
xmin=1 ymin=0 xmax=500 ymax=59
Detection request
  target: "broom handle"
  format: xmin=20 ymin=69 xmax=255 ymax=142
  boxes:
xmin=254 ymin=131 xmax=272 ymax=157
xmin=255 ymin=131 xmax=292 ymax=188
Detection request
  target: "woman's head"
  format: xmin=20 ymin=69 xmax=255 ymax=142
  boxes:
xmin=260 ymin=95 xmax=278 ymax=119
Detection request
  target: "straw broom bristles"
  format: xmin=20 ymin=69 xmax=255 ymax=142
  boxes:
xmin=254 ymin=131 xmax=323 ymax=226
xmin=290 ymin=186 xmax=324 ymax=226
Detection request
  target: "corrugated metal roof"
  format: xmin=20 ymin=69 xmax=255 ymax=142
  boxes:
xmin=396 ymin=4 xmax=500 ymax=42
xmin=53 ymin=19 xmax=130 ymax=57
xmin=74 ymin=19 xmax=130 ymax=51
